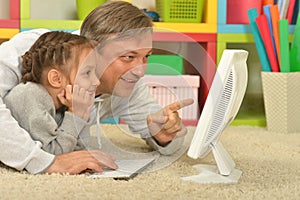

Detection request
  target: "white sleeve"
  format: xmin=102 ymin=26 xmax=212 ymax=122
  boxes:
xmin=114 ymin=81 xmax=184 ymax=155
xmin=0 ymin=98 xmax=55 ymax=174
xmin=0 ymin=29 xmax=54 ymax=174
xmin=0 ymin=28 xmax=50 ymax=98
xmin=72 ymin=29 xmax=80 ymax=35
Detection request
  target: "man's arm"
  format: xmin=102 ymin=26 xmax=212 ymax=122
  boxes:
xmin=0 ymin=97 xmax=55 ymax=173
xmin=147 ymin=99 xmax=194 ymax=145
xmin=0 ymin=29 xmax=55 ymax=173
xmin=0 ymin=29 xmax=50 ymax=97
xmin=112 ymin=81 xmax=188 ymax=155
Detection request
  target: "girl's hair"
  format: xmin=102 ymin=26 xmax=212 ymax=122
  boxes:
xmin=21 ymin=31 xmax=97 ymax=83
xmin=80 ymin=1 xmax=153 ymax=43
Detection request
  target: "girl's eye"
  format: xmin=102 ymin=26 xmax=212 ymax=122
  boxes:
xmin=85 ymin=70 xmax=91 ymax=76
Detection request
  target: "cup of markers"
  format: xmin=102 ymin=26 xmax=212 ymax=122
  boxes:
xmin=248 ymin=3 xmax=300 ymax=133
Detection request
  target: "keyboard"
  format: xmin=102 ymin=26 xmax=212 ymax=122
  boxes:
xmin=89 ymin=157 xmax=155 ymax=179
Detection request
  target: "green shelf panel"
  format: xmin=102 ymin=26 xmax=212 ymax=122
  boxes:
xmin=21 ymin=20 xmax=82 ymax=31
xmin=231 ymin=112 xmax=266 ymax=127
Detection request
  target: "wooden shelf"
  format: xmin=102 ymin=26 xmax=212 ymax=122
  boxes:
xmin=0 ymin=19 xmax=19 ymax=29
xmin=0 ymin=28 xmax=19 ymax=39
xmin=20 ymin=19 xmax=82 ymax=32
xmin=153 ymin=22 xmax=216 ymax=33
xmin=0 ymin=0 xmax=19 ymax=39
xmin=20 ymin=20 xmax=217 ymax=33
xmin=20 ymin=0 xmax=217 ymax=33
xmin=217 ymin=33 xmax=295 ymax=64
xmin=0 ymin=0 xmax=19 ymax=29
xmin=232 ymin=112 xmax=266 ymax=126
xmin=218 ymin=24 xmax=296 ymax=34
xmin=217 ymin=0 xmax=297 ymax=34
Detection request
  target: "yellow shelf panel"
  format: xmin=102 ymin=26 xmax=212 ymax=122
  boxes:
xmin=0 ymin=28 xmax=19 ymax=39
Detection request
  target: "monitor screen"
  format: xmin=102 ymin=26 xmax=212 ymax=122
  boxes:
xmin=182 ymin=49 xmax=248 ymax=184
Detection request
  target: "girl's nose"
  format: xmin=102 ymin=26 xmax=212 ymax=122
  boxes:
xmin=92 ymin=73 xmax=101 ymax=86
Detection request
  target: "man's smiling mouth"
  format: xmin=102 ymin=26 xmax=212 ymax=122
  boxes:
xmin=120 ymin=77 xmax=138 ymax=83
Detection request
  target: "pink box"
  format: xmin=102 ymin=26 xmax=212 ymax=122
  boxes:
xmin=227 ymin=0 xmax=262 ymax=24
xmin=142 ymin=75 xmax=200 ymax=122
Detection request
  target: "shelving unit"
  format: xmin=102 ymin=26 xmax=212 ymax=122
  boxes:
xmin=20 ymin=0 xmax=80 ymax=31
xmin=217 ymin=0 xmax=296 ymax=62
xmin=0 ymin=0 xmax=19 ymax=39
xmin=16 ymin=0 xmax=218 ymax=125
xmin=1 ymin=0 xmax=297 ymax=126
xmin=19 ymin=0 xmax=216 ymax=58
xmin=217 ymin=0 xmax=297 ymax=126
xmin=19 ymin=0 xmax=217 ymax=102
xmin=152 ymin=0 xmax=217 ymax=112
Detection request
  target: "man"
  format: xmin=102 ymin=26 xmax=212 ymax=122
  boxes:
xmin=0 ymin=1 xmax=193 ymax=174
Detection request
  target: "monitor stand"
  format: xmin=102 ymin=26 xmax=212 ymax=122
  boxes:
xmin=181 ymin=141 xmax=242 ymax=184
xmin=181 ymin=164 xmax=242 ymax=184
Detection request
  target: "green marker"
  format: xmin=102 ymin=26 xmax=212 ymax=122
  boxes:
xmin=290 ymin=13 xmax=300 ymax=72
xmin=279 ymin=19 xmax=290 ymax=72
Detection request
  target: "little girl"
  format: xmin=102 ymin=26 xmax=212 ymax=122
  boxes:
xmin=4 ymin=31 xmax=101 ymax=155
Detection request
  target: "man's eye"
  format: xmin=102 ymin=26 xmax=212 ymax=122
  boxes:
xmin=122 ymin=55 xmax=134 ymax=60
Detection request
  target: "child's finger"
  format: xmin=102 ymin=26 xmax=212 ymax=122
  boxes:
xmin=57 ymin=89 xmax=66 ymax=105
xmin=65 ymin=85 xmax=73 ymax=102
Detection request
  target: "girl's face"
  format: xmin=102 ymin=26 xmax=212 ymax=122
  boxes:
xmin=70 ymin=48 xmax=101 ymax=97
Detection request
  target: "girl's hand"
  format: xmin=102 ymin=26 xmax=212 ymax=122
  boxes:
xmin=58 ymin=84 xmax=95 ymax=122
xmin=46 ymin=150 xmax=118 ymax=174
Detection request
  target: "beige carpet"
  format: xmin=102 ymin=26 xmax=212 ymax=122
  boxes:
xmin=0 ymin=124 xmax=299 ymax=200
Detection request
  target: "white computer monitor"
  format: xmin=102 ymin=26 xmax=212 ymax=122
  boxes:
xmin=182 ymin=49 xmax=248 ymax=184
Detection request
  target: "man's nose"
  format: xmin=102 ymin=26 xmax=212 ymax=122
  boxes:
xmin=131 ymin=64 xmax=147 ymax=77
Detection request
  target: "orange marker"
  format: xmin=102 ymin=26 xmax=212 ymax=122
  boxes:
xmin=270 ymin=5 xmax=280 ymax=63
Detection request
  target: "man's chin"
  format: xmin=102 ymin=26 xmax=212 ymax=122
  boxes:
xmin=112 ymin=87 xmax=134 ymax=97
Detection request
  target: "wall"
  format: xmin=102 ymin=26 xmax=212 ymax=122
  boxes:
xmin=30 ymin=0 xmax=77 ymax=20
xmin=130 ymin=0 xmax=155 ymax=11
xmin=0 ymin=0 xmax=10 ymax=19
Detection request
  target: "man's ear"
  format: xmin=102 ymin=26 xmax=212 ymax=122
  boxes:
xmin=48 ymin=69 xmax=63 ymax=88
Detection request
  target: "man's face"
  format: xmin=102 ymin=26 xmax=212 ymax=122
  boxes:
xmin=96 ymin=32 xmax=152 ymax=97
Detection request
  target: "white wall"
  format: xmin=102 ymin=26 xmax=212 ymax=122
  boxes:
xmin=130 ymin=0 xmax=155 ymax=11
xmin=0 ymin=0 xmax=10 ymax=19
xmin=30 ymin=0 xmax=77 ymax=20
